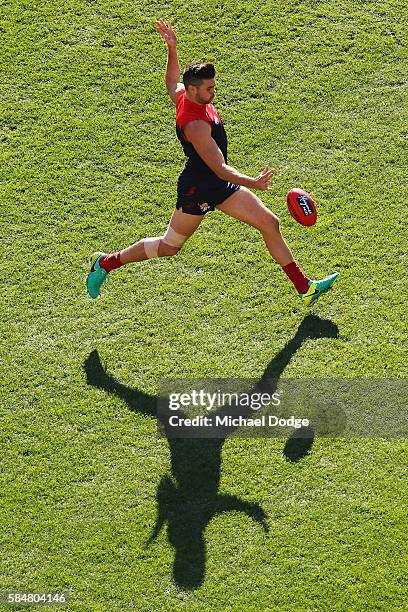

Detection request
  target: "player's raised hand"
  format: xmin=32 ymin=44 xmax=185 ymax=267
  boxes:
xmin=252 ymin=165 xmax=275 ymax=191
xmin=155 ymin=19 xmax=177 ymax=47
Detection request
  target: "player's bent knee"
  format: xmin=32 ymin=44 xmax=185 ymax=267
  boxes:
xmin=160 ymin=224 xmax=188 ymax=257
xmin=259 ymin=213 xmax=280 ymax=236
xmin=272 ymin=214 xmax=280 ymax=231
xmin=144 ymin=225 xmax=188 ymax=259
xmin=158 ymin=241 xmax=182 ymax=257
xmin=162 ymin=225 xmax=188 ymax=250
xmin=144 ymin=237 xmax=161 ymax=259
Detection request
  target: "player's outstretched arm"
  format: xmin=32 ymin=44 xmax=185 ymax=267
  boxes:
xmin=155 ymin=18 xmax=185 ymax=104
xmin=184 ymin=120 xmax=275 ymax=190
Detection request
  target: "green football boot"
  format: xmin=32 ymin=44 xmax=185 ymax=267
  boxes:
xmin=299 ymin=272 xmax=339 ymax=306
xmin=86 ymin=252 xmax=108 ymax=299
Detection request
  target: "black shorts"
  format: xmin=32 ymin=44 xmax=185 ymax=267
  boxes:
xmin=176 ymin=175 xmax=241 ymax=216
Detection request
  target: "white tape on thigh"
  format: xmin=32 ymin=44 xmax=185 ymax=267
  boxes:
xmin=162 ymin=225 xmax=188 ymax=248
xmin=143 ymin=237 xmax=161 ymax=259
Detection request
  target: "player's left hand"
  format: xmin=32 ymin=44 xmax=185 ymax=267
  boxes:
xmin=155 ymin=19 xmax=177 ymax=47
xmin=252 ymin=165 xmax=275 ymax=191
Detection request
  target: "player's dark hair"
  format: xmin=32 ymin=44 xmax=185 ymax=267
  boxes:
xmin=183 ymin=62 xmax=216 ymax=89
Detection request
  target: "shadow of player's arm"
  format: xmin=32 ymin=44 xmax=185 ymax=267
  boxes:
xmin=84 ymin=349 xmax=156 ymax=417
xmin=84 ymin=349 xmax=190 ymax=427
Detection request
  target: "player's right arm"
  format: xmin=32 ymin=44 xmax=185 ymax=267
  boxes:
xmin=155 ymin=19 xmax=185 ymax=104
xmin=184 ymin=120 xmax=275 ymax=191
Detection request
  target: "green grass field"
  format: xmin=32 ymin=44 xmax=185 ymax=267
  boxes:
xmin=1 ymin=0 xmax=407 ymax=610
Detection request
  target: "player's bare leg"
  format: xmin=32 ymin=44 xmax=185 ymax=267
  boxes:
xmin=217 ymin=187 xmax=338 ymax=303
xmin=86 ymin=208 xmax=203 ymax=298
xmin=120 ymin=207 xmax=203 ymax=263
xmin=217 ymin=187 xmax=295 ymax=266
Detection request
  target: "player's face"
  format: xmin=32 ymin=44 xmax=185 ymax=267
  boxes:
xmin=195 ymin=79 xmax=216 ymax=104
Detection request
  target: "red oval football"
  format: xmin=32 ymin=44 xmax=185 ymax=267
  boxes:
xmin=287 ymin=188 xmax=317 ymax=226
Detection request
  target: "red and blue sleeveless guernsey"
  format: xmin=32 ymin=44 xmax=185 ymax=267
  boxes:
xmin=176 ymin=91 xmax=228 ymax=181
xmin=175 ymin=91 xmax=240 ymax=215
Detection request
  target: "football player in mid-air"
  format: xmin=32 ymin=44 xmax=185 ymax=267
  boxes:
xmin=87 ymin=19 xmax=338 ymax=305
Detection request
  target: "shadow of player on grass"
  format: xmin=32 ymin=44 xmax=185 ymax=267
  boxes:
xmin=84 ymin=314 xmax=338 ymax=590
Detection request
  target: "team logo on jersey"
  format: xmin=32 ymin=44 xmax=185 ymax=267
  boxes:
xmin=199 ymin=202 xmax=210 ymax=212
